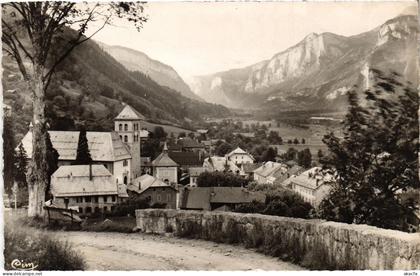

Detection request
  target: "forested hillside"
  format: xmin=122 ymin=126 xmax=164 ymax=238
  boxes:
xmin=3 ymin=37 xmax=230 ymax=140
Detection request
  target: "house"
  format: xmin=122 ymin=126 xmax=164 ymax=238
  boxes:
xmin=180 ymin=187 xmax=265 ymax=211
xmin=225 ymin=147 xmax=255 ymax=165
xmin=151 ymin=143 xmax=179 ymax=184
xmin=50 ymin=164 xmax=128 ymax=215
xmin=127 ymin=174 xmax=177 ymax=209
xmin=140 ymin=129 xmax=150 ymax=141
xmin=168 ymin=151 xmax=203 ymax=170
xmin=20 ymin=130 xmax=132 ymax=185
xmin=188 ymin=167 xmax=207 ymax=187
xmin=177 ymin=137 xmax=206 ymax=153
xmin=272 ymin=164 xmax=305 ymax=186
xmin=253 ymin=161 xmax=287 ymax=184
xmin=203 ymin=156 xmax=241 ymax=174
xmin=232 ymin=132 xmax=255 ymax=138
xmin=289 ymin=167 xmax=332 ymax=207
xmin=240 ymin=163 xmax=262 ymax=179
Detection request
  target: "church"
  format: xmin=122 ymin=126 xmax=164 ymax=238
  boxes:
xmin=20 ymin=105 xmax=143 ymax=186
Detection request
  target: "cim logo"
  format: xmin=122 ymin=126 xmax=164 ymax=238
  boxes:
xmin=11 ymin=259 xmax=38 ymax=270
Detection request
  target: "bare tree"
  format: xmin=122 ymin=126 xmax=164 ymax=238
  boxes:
xmin=2 ymin=2 xmax=147 ymax=217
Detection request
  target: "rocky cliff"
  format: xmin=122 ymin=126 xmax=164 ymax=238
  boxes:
xmin=191 ymin=14 xmax=418 ymax=110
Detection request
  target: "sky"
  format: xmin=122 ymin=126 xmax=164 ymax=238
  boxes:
xmin=91 ymin=1 xmax=417 ymax=80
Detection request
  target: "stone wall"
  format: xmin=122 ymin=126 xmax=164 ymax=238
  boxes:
xmin=136 ymin=209 xmax=420 ymax=270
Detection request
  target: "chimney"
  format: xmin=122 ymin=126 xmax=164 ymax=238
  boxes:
xmin=89 ymin=163 xmax=93 ymax=181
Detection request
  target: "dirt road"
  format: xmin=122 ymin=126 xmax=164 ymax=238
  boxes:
xmin=54 ymin=231 xmax=304 ymax=270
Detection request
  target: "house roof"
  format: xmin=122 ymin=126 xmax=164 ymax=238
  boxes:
xmin=152 ymin=151 xmax=178 ymax=167
xmin=20 ymin=131 xmax=131 ymax=162
xmin=128 ymin=174 xmax=175 ymax=194
xmin=203 ymin=156 xmax=240 ymax=172
xmin=51 ymin=165 xmax=119 ymax=197
xmin=181 ymin=187 xmax=265 ymax=209
xmin=140 ymin=129 xmax=150 ymax=138
xmin=290 ymin=167 xmax=333 ymax=190
xmin=178 ymin=137 xmax=205 ymax=148
xmin=115 ymin=105 xmax=145 ymax=121
xmin=253 ymin=161 xmax=285 ymax=178
xmin=168 ymin=151 xmax=202 ymax=167
xmin=241 ymin=163 xmax=262 ymax=174
xmin=182 ymin=188 xmax=211 ymax=210
xmin=226 ymin=147 xmax=255 ymax=160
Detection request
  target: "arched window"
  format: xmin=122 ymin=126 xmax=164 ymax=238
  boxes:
xmin=124 ymin=176 xmax=128 ymax=185
xmin=124 ymin=135 xmax=128 ymax=142
xmin=124 ymin=124 xmax=128 ymax=131
xmin=119 ymin=124 xmax=122 ymax=131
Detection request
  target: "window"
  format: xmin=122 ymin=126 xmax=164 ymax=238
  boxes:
xmin=124 ymin=176 xmax=128 ymax=185
xmin=167 ymin=193 xmax=171 ymax=202
xmin=78 ymin=207 xmax=83 ymax=213
xmin=119 ymin=124 xmax=122 ymax=131
xmin=124 ymin=135 xmax=128 ymax=142
xmin=134 ymin=123 xmax=138 ymax=131
xmin=157 ymin=194 xmax=161 ymax=202
xmin=123 ymin=160 xmax=128 ymax=166
xmin=124 ymin=124 xmax=128 ymax=131
xmin=94 ymin=196 xmax=98 ymax=203
xmin=104 ymin=196 xmax=108 ymax=203
xmin=104 ymin=206 xmax=108 ymax=212
xmin=111 ymin=206 xmax=115 ymax=212
xmin=85 ymin=196 xmax=91 ymax=203
xmin=120 ymin=135 xmax=122 ymax=140
xmin=111 ymin=195 xmax=116 ymax=202
xmin=75 ymin=197 xmax=79 ymax=203
xmin=86 ymin=207 xmax=92 ymax=213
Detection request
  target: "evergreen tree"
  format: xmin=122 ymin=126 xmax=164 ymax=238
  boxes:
xmin=74 ymin=128 xmax=92 ymax=165
xmin=14 ymin=143 xmax=28 ymax=189
xmin=261 ymin=147 xmax=277 ymax=162
xmin=3 ymin=116 xmax=15 ymax=194
xmin=297 ymin=148 xmax=312 ymax=168
xmin=319 ymin=70 xmax=419 ymax=232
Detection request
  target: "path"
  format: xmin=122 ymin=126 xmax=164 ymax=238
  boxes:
xmin=54 ymin=231 xmax=304 ymax=270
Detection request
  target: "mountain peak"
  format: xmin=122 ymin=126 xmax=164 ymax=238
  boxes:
xmin=304 ymin=32 xmax=319 ymax=41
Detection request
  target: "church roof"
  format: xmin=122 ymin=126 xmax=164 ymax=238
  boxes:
xmin=115 ymin=105 xmax=145 ymax=121
xmin=151 ymin=151 xmax=179 ymax=167
xmin=20 ymin=131 xmax=131 ymax=162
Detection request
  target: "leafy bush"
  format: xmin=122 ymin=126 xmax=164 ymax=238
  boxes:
xmin=235 ymin=184 xmax=313 ymax=219
xmin=197 ymin=171 xmax=249 ymax=187
xmin=112 ymin=197 xmax=151 ymax=216
xmin=4 ymin=224 xmax=85 ymax=270
xmin=319 ymin=70 xmax=419 ymax=232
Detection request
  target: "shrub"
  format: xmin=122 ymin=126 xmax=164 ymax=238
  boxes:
xmin=4 ymin=224 xmax=85 ymax=270
xmin=234 ymin=184 xmax=313 ymax=219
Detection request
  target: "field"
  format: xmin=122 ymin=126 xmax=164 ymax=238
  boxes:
xmin=141 ymin=121 xmax=195 ymax=136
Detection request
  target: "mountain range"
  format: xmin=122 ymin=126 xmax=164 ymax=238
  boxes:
xmin=2 ymin=29 xmax=230 ymax=139
xmin=99 ymin=43 xmax=201 ymax=101
xmin=189 ymin=12 xmax=419 ymax=111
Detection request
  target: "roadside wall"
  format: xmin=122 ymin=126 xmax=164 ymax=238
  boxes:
xmin=136 ymin=209 xmax=420 ymax=270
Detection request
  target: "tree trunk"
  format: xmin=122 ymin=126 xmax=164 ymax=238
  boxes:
xmin=26 ymin=65 xmax=48 ymax=218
